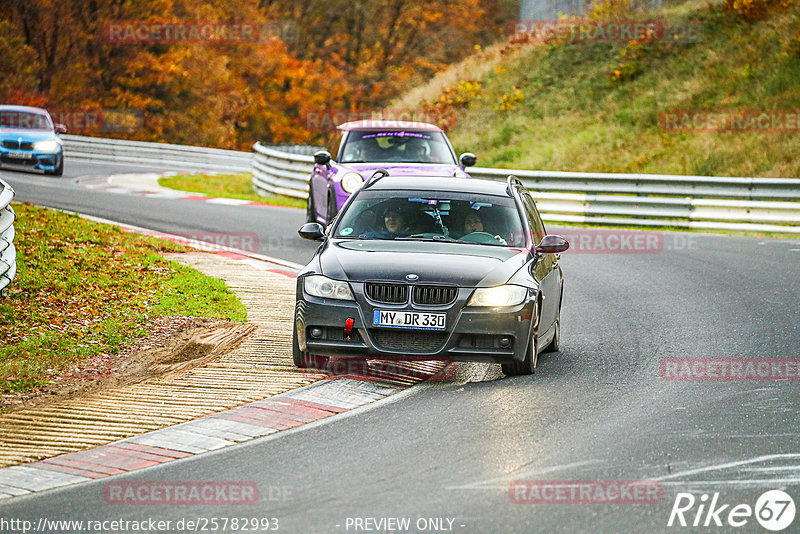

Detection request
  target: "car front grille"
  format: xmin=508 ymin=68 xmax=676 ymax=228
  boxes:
xmin=365 ymin=283 xmax=408 ymax=304
xmin=412 ymin=285 xmax=458 ymax=306
xmin=20 ymin=142 xmax=33 ymax=150
xmin=2 ymin=141 xmax=19 ymax=149
xmin=0 ymin=155 xmax=35 ymax=165
xmin=371 ymin=329 xmax=448 ymax=352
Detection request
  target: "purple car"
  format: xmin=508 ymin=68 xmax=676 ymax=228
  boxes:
xmin=306 ymin=120 xmax=477 ymax=224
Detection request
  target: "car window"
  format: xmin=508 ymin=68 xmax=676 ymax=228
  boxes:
xmin=521 ymin=191 xmax=546 ymax=244
xmin=339 ymin=131 xmax=456 ymax=164
xmin=334 ymin=190 xmax=523 ymax=247
xmin=0 ymin=110 xmax=52 ymax=130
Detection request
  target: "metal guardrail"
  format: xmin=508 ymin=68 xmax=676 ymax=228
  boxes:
xmin=252 ymin=143 xmax=316 ymax=199
xmin=251 ymin=143 xmax=800 ymax=233
xmin=62 ymin=135 xmax=251 ymax=173
xmin=53 ymin=135 xmax=800 ymax=233
xmin=0 ymin=178 xmax=17 ymax=293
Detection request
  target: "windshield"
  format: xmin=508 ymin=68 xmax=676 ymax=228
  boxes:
xmin=334 ymin=191 xmax=525 ymax=247
xmin=339 ymin=130 xmax=456 ymax=164
xmin=0 ymin=110 xmax=52 ymax=130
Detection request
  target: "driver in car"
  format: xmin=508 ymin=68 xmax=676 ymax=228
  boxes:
xmin=459 ymin=210 xmax=508 ymax=245
xmin=405 ymin=138 xmax=428 ymax=162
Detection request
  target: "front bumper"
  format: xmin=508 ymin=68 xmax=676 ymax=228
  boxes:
xmin=295 ymin=280 xmax=536 ymax=364
xmin=0 ymin=148 xmax=62 ymax=172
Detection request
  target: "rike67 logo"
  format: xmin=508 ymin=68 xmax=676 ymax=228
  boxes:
xmin=668 ymin=490 xmax=796 ymax=531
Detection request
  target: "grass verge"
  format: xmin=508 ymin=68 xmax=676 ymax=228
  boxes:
xmin=413 ymin=1 xmax=800 ymax=178
xmin=159 ymin=172 xmax=305 ymax=208
xmin=0 ymin=203 xmax=246 ymax=394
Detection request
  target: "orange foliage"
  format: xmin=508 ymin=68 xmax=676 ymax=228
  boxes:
xmin=1 ymin=0 xmax=510 ymax=148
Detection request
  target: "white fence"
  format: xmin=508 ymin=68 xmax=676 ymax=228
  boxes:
xmin=252 ymin=143 xmax=800 ymax=233
xmin=0 ymin=178 xmax=16 ymax=293
xmin=62 ymin=135 xmax=251 ymax=173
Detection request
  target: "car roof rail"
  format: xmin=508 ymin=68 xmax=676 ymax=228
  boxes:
xmin=506 ymin=175 xmax=523 ymax=195
xmin=363 ymin=169 xmax=390 ymax=189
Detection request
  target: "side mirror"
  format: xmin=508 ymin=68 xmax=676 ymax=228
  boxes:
xmin=535 ymin=235 xmax=569 ymax=254
xmin=459 ymin=152 xmax=477 ymax=168
xmin=314 ymin=150 xmax=331 ymax=167
xmin=298 ymin=222 xmax=326 ymax=241
xmin=55 ymin=123 xmax=67 ymax=134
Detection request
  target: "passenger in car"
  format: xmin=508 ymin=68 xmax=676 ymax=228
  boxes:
xmin=355 ymin=202 xmax=416 ymax=238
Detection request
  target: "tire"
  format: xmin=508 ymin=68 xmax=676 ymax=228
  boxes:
xmin=502 ymin=333 xmax=538 ymax=376
xmin=292 ymin=323 xmax=328 ymax=371
xmin=542 ymin=319 xmax=560 ymax=353
xmin=326 ymin=189 xmax=338 ymax=225
xmin=53 ymin=156 xmax=63 ymax=177
xmin=292 ymin=324 xmax=307 ymax=367
xmin=502 ymin=299 xmax=540 ymax=376
xmin=306 ymin=189 xmax=316 ymax=223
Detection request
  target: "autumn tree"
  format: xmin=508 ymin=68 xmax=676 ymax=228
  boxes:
xmin=1 ymin=0 xmax=517 ymax=147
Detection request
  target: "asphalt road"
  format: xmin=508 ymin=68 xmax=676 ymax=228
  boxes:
xmin=2 ymin=162 xmax=800 ymax=533
xmin=0 ymin=161 xmax=320 ymax=266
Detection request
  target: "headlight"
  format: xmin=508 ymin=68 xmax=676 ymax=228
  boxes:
xmin=33 ymin=140 xmax=60 ymax=152
xmin=340 ymin=172 xmax=364 ymax=193
xmin=467 ymin=285 xmax=528 ymax=307
xmin=303 ymin=275 xmax=354 ymax=300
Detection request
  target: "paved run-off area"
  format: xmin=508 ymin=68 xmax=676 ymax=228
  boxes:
xmin=0 ymin=252 xmax=325 ymax=469
xmin=0 ymin=250 xmax=451 ymax=500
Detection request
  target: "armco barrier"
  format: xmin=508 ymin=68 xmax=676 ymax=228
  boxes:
xmin=0 ymin=178 xmax=16 ymax=293
xmin=55 ymin=135 xmax=800 ymax=233
xmin=251 ymin=143 xmax=320 ymax=199
xmin=251 ymin=142 xmax=800 ymax=233
xmin=62 ymin=135 xmax=251 ymax=173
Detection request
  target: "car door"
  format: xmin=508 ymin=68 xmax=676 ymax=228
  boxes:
xmin=522 ymin=192 xmax=560 ymax=334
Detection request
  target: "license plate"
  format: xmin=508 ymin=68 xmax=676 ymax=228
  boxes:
xmin=7 ymin=151 xmax=32 ymax=160
xmin=373 ymin=310 xmax=446 ymax=330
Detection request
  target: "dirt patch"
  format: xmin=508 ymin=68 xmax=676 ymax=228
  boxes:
xmin=0 ymin=317 xmax=255 ymax=413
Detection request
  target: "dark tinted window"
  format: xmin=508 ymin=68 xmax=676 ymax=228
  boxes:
xmin=334 ymin=190 xmax=524 ymax=247
xmin=339 ymin=131 xmax=456 ymax=164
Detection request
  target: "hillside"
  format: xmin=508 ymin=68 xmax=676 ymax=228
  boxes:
xmin=399 ymin=0 xmax=800 ymax=178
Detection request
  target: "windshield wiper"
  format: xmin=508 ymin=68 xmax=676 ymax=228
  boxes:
xmin=393 ymin=235 xmax=461 ymax=243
